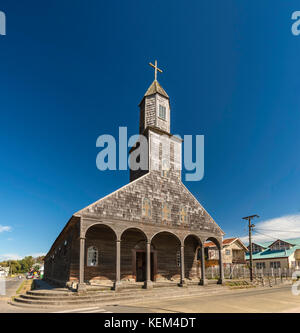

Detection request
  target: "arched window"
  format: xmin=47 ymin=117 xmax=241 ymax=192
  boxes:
xmin=162 ymin=202 xmax=171 ymax=221
xmin=179 ymin=205 xmax=188 ymax=223
xmin=161 ymin=158 xmax=170 ymax=178
xmin=87 ymin=246 xmax=98 ymax=267
xmin=142 ymin=198 xmax=151 ymax=217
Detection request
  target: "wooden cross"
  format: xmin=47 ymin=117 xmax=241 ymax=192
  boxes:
xmin=149 ymin=59 xmax=163 ymax=81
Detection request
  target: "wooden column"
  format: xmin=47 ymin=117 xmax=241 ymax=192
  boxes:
xmin=144 ymin=241 xmax=153 ymax=289
xmin=199 ymin=245 xmax=207 ymax=285
xmin=217 ymin=247 xmax=225 ymax=284
xmin=77 ymin=237 xmax=86 ymax=291
xmin=179 ymin=245 xmax=186 ymax=286
xmin=114 ymin=239 xmax=122 ymax=290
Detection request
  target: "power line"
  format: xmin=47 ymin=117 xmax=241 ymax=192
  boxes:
xmin=253 ymin=229 xmax=281 ymax=242
xmin=255 ymin=228 xmax=300 ymax=233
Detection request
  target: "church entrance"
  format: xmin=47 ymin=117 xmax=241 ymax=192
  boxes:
xmin=135 ymin=251 xmax=154 ymax=282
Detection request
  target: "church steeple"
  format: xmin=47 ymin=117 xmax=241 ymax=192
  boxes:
xmin=130 ymin=60 xmax=181 ymax=182
xmin=139 ymin=60 xmax=170 ymax=134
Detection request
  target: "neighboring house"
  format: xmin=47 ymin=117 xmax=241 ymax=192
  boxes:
xmin=0 ymin=266 xmax=9 ymax=277
xmin=204 ymin=238 xmax=248 ymax=267
xmin=247 ymin=241 xmax=273 ymax=254
xmin=246 ymin=238 xmax=300 ymax=271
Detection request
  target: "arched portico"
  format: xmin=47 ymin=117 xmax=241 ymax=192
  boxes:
xmin=204 ymin=237 xmax=224 ymax=284
xmin=184 ymin=235 xmax=201 ymax=281
xmin=84 ymin=224 xmax=117 ymax=283
xmin=120 ymin=228 xmax=154 ymax=284
xmin=150 ymin=231 xmax=183 ymax=285
xmin=76 ymin=219 xmax=223 ymax=291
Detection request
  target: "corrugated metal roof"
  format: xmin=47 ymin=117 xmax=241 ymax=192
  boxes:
xmin=246 ymin=245 xmax=300 ymax=260
xmin=251 ymin=238 xmax=300 ymax=249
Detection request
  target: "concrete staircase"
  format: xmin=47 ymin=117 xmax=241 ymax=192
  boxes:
xmin=10 ymin=280 xmax=228 ymax=309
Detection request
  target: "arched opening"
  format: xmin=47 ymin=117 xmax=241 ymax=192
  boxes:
xmin=151 ymin=231 xmax=181 ymax=282
xmin=204 ymin=237 xmax=222 ymax=283
xmin=120 ymin=228 xmax=154 ymax=282
xmin=184 ymin=235 xmax=201 ymax=281
xmin=84 ymin=224 xmax=117 ymax=284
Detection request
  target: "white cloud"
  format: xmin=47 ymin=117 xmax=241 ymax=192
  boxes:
xmin=0 ymin=225 xmax=11 ymax=233
xmin=240 ymin=214 xmax=300 ymax=245
xmin=0 ymin=253 xmax=46 ymax=261
xmin=0 ymin=254 xmax=22 ymax=261
xmin=29 ymin=253 xmax=46 ymax=258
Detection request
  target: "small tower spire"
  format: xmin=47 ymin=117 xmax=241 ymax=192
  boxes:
xmin=149 ymin=59 xmax=163 ymax=81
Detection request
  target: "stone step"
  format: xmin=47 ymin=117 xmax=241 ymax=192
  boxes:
xmin=21 ymin=287 xmax=201 ymax=301
xmin=27 ymin=283 xmax=214 ymax=298
xmin=11 ymin=285 xmax=225 ymax=308
xmin=13 ymin=293 xmax=138 ymax=306
xmin=20 ymin=287 xmax=211 ymax=301
xmin=11 ymin=287 xmax=227 ymax=309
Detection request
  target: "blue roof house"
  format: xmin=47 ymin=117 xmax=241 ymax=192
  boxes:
xmin=246 ymin=238 xmax=300 ymax=271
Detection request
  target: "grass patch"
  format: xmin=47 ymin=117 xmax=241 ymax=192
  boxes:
xmin=16 ymin=279 xmax=33 ymax=295
xmin=225 ymin=280 xmax=256 ymax=289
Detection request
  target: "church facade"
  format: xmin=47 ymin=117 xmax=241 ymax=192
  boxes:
xmin=44 ymin=62 xmax=225 ymax=291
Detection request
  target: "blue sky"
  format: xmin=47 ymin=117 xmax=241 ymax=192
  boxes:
xmin=1 ymin=1 xmax=300 ymax=259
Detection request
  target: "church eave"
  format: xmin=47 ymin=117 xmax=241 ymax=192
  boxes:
xmin=138 ymin=91 xmax=170 ymax=107
xmin=44 ymin=215 xmax=80 ymax=260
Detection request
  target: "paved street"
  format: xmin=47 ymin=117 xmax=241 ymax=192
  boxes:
xmin=0 ymin=277 xmax=24 ymax=298
xmin=119 ymin=284 xmax=300 ymax=313
xmin=0 ymin=283 xmax=299 ymax=313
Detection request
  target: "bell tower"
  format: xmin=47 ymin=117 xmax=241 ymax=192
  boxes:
xmin=139 ymin=60 xmax=171 ymax=134
xmin=130 ymin=60 xmax=182 ymax=182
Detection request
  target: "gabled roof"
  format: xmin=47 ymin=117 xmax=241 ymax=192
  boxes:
xmin=251 ymin=241 xmax=273 ymax=249
xmin=204 ymin=238 xmax=248 ymax=251
xmin=268 ymin=239 xmax=297 ymax=248
xmin=223 ymin=238 xmax=238 ymax=245
xmin=281 ymin=237 xmax=300 ymax=246
xmin=143 ymin=80 xmax=169 ymax=99
xmin=251 ymin=238 xmax=300 ymax=249
xmin=205 ymin=238 xmax=236 ymax=247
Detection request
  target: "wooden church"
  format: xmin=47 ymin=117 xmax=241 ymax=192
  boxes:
xmin=44 ymin=61 xmax=225 ymax=291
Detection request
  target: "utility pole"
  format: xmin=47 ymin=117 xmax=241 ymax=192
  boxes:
xmin=242 ymin=214 xmax=259 ymax=281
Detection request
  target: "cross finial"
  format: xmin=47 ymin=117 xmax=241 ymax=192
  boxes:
xmin=149 ymin=59 xmax=163 ymax=81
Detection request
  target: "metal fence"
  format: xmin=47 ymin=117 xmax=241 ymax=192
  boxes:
xmin=205 ymin=266 xmax=299 ymax=280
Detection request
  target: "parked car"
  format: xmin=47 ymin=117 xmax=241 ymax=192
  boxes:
xmin=26 ymin=273 xmax=34 ymax=279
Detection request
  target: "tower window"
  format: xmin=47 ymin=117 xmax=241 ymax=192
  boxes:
xmin=159 ymin=105 xmax=166 ymax=120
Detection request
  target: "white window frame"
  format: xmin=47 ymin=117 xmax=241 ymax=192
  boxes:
xmin=158 ymin=104 xmax=166 ymax=120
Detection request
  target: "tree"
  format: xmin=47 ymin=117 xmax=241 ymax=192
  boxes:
xmin=33 ymin=264 xmax=41 ymax=272
xmin=20 ymin=256 xmax=34 ymax=273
